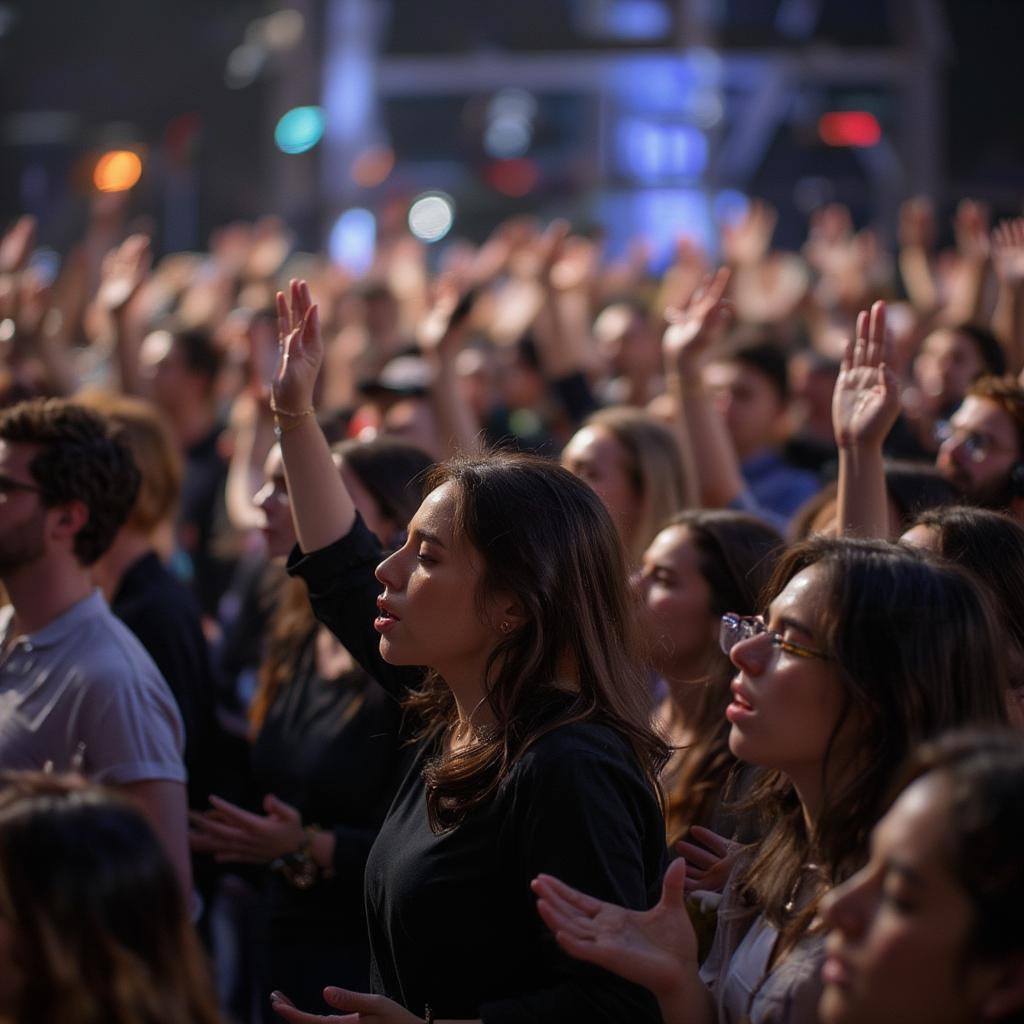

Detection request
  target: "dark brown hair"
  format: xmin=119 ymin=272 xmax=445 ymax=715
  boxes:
xmin=0 ymin=773 xmax=222 ymax=1024
xmin=0 ymin=399 xmax=140 ymax=565
xmin=912 ymin=505 xmax=1024 ymax=685
xmin=658 ymin=510 xmax=784 ymax=841
xmin=737 ymin=537 xmax=1008 ymax=953
xmin=404 ymin=452 xmax=669 ymax=832
xmin=900 ymin=730 xmax=1024 ymax=974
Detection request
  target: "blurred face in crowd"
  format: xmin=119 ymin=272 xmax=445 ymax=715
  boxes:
xmin=725 ymin=565 xmax=855 ymax=795
xmin=255 ymin=447 xmax=400 ymax=558
xmin=634 ymin=524 xmax=717 ymax=681
xmin=594 ymin=304 xmax=662 ymax=382
xmin=819 ymin=773 xmax=1005 ymax=1024
xmin=253 ymin=446 xmax=294 ymax=559
xmin=936 ymin=396 xmax=1020 ymax=506
xmin=914 ymin=329 xmax=986 ymax=414
xmin=703 ymin=359 xmax=785 ymax=461
xmin=561 ymin=426 xmax=640 ymax=554
xmin=0 ymin=441 xmax=46 ymax=576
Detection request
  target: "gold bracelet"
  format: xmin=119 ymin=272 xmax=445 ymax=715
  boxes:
xmin=273 ymin=411 xmax=313 ymax=438
xmin=269 ymin=395 xmax=315 ymax=418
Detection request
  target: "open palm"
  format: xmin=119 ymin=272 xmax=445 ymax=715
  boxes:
xmin=832 ymin=300 xmax=900 ymax=449
xmin=662 ymin=267 xmax=732 ymax=374
xmin=273 ymin=278 xmax=322 ymax=412
xmin=531 ymin=860 xmax=696 ymax=998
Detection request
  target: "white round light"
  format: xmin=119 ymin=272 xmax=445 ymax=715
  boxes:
xmin=408 ymin=192 xmax=454 ymax=243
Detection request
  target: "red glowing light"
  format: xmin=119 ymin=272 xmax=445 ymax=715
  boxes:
xmin=818 ymin=112 xmax=881 ymax=148
xmin=485 ymin=159 xmax=538 ymax=197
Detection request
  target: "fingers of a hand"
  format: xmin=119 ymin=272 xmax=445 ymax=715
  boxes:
xmin=276 ymin=292 xmax=290 ymax=341
xmin=270 ymin=992 xmax=344 ymax=1024
xmin=660 ymin=858 xmax=688 ymax=907
xmin=208 ymin=794 xmax=267 ymax=828
xmin=532 ymin=874 xmax=604 ymax=916
xmin=323 ymin=986 xmax=389 ymax=1016
xmin=867 ymin=300 xmax=886 ymax=363
xmin=532 ymin=882 xmax=595 ymax=931
xmin=688 ymin=826 xmax=732 ymax=856
xmin=852 ymin=311 xmax=868 ymax=368
xmin=674 ymin=841 xmax=719 ymax=870
xmin=303 ymin=303 xmax=320 ymax=349
xmin=535 ymin=897 xmax=595 ymax=943
xmin=264 ymin=794 xmax=301 ymax=821
xmin=289 ymin=279 xmax=302 ymax=331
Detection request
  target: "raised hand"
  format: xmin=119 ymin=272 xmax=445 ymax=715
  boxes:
xmin=416 ymin=277 xmax=474 ymax=359
xmin=720 ymin=199 xmax=777 ymax=267
xmin=675 ymin=826 xmax=738 ymax=895
xmin=662 ymin=267 xmax=732 ymax=375
xmin=954 ymin=198 xmax=991 ymax=265
xmin=531 ymin=860 xmax=697 ymax=998
xmin=271 ymin=987 xmax=424 ymax=1024
xmin=97 ymin=234 xmax=152 ymax=313
xmin=898 ymin=196 xmax=936 ymax=252
xmin=993 ymin=218 xmax=1024 ymax=288
xmin=273 ymin=279 xmax=321 ymax=413
xmin=831 ymin=300 xmax=900 ymax=450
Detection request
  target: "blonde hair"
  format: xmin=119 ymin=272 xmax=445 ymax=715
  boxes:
xmin=75 ymin=390 xmax=182 ymax=535
xmin=582 ymin=406 xmax=691 ymax=564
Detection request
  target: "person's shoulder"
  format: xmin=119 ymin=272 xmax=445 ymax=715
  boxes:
xmin=514 ymin=718 xmax=641 ymax=781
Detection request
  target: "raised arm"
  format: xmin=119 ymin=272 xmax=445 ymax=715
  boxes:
xmin=273 ymin=279 xmax=356 ymax=552
xmin=416 ymin=280 xmax=483 ymax=457
xmin=662 ymin=268 xmax=745 ymax=509
xmin=833 ymin=300 xmax=901 ymax=539
xmin=992 ymin=218 xmax=1024 ymax=375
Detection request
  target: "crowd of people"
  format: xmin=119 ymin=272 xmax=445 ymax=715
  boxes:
xmin=0 ymin=187 xmax=1023 ymax=1024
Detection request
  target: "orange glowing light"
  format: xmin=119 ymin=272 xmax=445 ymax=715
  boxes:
xmin=93 ymin=150 xmax=143 ymax=192
xmin=818 ymin=112 xmax=881 ymax=148
xmin=352 ymin=146 xmax=395 ymax=188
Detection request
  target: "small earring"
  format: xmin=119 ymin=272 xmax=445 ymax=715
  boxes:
xmin=499 ymin=620 xmax=513 ymax=635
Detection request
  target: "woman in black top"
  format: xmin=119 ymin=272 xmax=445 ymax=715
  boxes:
xmin=268 ymin=280 xmax=669 ymax=1024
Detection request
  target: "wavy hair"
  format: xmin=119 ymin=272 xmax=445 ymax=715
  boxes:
xmin=736 ymin=537 xmax=1008 ymax=954
xmin=403 ymin=452 xmax=670 ymax=832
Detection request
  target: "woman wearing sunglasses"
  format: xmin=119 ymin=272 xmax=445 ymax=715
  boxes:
xmin=533 ymin=536 xmax=1008 ymax=1024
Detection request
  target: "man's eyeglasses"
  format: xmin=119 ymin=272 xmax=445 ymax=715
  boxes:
xmin=719 ymin=612 xmax=829 ymax=661
xmin=934 ymin=422 xmax=1016 ymax=464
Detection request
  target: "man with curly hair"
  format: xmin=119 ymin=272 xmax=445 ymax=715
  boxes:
xmin=0 ymin=398 xmax=191 ymax=897
xmin=936 ymin=375 xmax=1024 ymax=522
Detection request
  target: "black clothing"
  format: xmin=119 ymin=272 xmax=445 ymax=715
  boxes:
xmin=179 ymin=425 xmax=234 ymax=617
xmin=250 ymin=632 xmax=408 ymax=1006
xmin=111 ymin=550 xmax=218 ymax=809
xmin=288 ymin=517 xmax=664 ymax=1023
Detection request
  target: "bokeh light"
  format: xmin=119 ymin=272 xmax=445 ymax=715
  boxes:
xmin=329 ymin=208 xmax=376 ymax=274
xmin=351 ymin=145 xmax=395 ymax=188
xmin=818 ymin=111 xmax=881 ymax=148
xmin=274 ymin=106 xmax=325 ymax=155
xmin=93 ymin=150 xmax=143 ymax=192
xmin=408 ymin=192 xmax=454 ymax=242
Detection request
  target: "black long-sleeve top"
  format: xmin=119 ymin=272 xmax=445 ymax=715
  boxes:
xmin=288 ymin=516 xmax=665 ymax=1023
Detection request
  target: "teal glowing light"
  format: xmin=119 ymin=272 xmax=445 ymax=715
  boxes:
xmin=274 ymin=106 xmax=325 ymax=155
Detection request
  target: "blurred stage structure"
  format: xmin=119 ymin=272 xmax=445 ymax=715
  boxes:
xmin=297 ymin=0 xmax=950 ymax=261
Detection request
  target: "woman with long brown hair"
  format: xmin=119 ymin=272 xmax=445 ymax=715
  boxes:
xmin=534 ymin=536 xmax=1009 ymax=1024
xmin=267 ymin=280 xmax=669 ymax=1024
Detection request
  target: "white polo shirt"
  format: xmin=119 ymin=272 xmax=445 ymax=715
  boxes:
xmin=0 ymin=590 xmax=186 ymax=785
